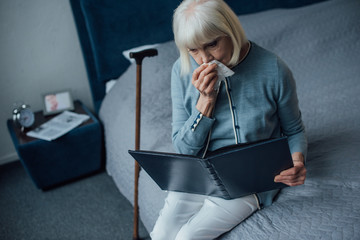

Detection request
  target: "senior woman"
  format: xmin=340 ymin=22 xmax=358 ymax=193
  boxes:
xmin=151 ymin=0 xmax=307 ymax=239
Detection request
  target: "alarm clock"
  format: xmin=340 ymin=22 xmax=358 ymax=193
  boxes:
xmin=13 ymin=104 xmax=35 ymax=131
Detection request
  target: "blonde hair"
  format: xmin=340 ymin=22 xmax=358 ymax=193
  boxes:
xmin=173 ymin=0 xmax=248 ymax=75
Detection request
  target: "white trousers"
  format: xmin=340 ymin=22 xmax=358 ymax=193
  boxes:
xmin=150 ymin=192 xmax=259 ymax=240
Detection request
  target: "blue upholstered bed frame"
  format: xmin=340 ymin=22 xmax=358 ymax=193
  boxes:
xmin=70 ymin=0 xmax=326 ymax=113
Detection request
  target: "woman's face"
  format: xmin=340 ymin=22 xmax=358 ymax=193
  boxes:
xmin=188 ymin=36 xmax=233 ymax=66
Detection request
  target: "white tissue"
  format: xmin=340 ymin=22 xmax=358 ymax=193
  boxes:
xmin=204 ymin=60 xmax=234 ymax=91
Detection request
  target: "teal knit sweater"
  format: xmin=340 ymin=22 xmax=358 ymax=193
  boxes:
xmin=171 ymin=42 xmax=307 ymax=207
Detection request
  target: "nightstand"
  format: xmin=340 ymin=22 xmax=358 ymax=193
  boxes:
xmin=7 ymin=100 xmax=103 ymax=190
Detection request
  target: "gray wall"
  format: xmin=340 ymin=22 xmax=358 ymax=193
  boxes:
xmin=0 ymin=0 xmax=93 ymax=165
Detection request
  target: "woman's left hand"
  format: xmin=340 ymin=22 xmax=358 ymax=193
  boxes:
xmin=274 ymin=152 xmax=306 ymax=186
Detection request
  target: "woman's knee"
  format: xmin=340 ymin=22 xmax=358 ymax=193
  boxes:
xmin=208 ymin=194 xmax=258 ymax=219
xmin=151 ymin=192 xmax=207 ymax=240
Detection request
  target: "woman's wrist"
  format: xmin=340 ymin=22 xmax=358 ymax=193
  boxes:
xmin=196 ymin=95 xmax=217 ymax=117
xmin=292 ymin=152 xmax=304 ymax=165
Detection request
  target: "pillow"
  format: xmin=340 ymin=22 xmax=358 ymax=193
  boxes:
xmin=104 ymin=44 xmax=161 ymax=93
xmin=105 ymin=79 xmax=117 ymax=93
xmin=122 ymin=44 xmax=160 ymax=63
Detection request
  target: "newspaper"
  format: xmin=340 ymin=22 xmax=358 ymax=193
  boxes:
xmin=27 ymin=111 xmax=90 ymax=141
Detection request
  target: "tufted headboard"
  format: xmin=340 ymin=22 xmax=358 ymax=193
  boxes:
xmin=70 ymin=0 xmax=326 ymax=113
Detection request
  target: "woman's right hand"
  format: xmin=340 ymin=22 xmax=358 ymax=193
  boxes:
xmin=192 ymin=63 xmax=219 ymax=117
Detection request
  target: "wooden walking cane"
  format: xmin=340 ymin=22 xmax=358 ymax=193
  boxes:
xmin=129 ymin=48 xmax=158 ymax=240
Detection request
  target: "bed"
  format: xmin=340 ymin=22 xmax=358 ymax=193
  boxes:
xmin=70 ymin=0 xmax=360 ymax=239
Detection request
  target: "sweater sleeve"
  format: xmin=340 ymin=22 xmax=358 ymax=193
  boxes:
xmin=171 ymin=60 xmax=215 ymax=156
xmin=276 ymin=58 xmax=308 ymax=160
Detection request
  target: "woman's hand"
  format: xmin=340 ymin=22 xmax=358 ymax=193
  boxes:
xmin=192 ymin=63 xmax=219 ymax=117
xmin=274 ymin=152 xmax=306 ymax=186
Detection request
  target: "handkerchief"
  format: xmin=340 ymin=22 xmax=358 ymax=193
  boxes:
xmin=205 ymin=60 xmax=234 ymax=91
